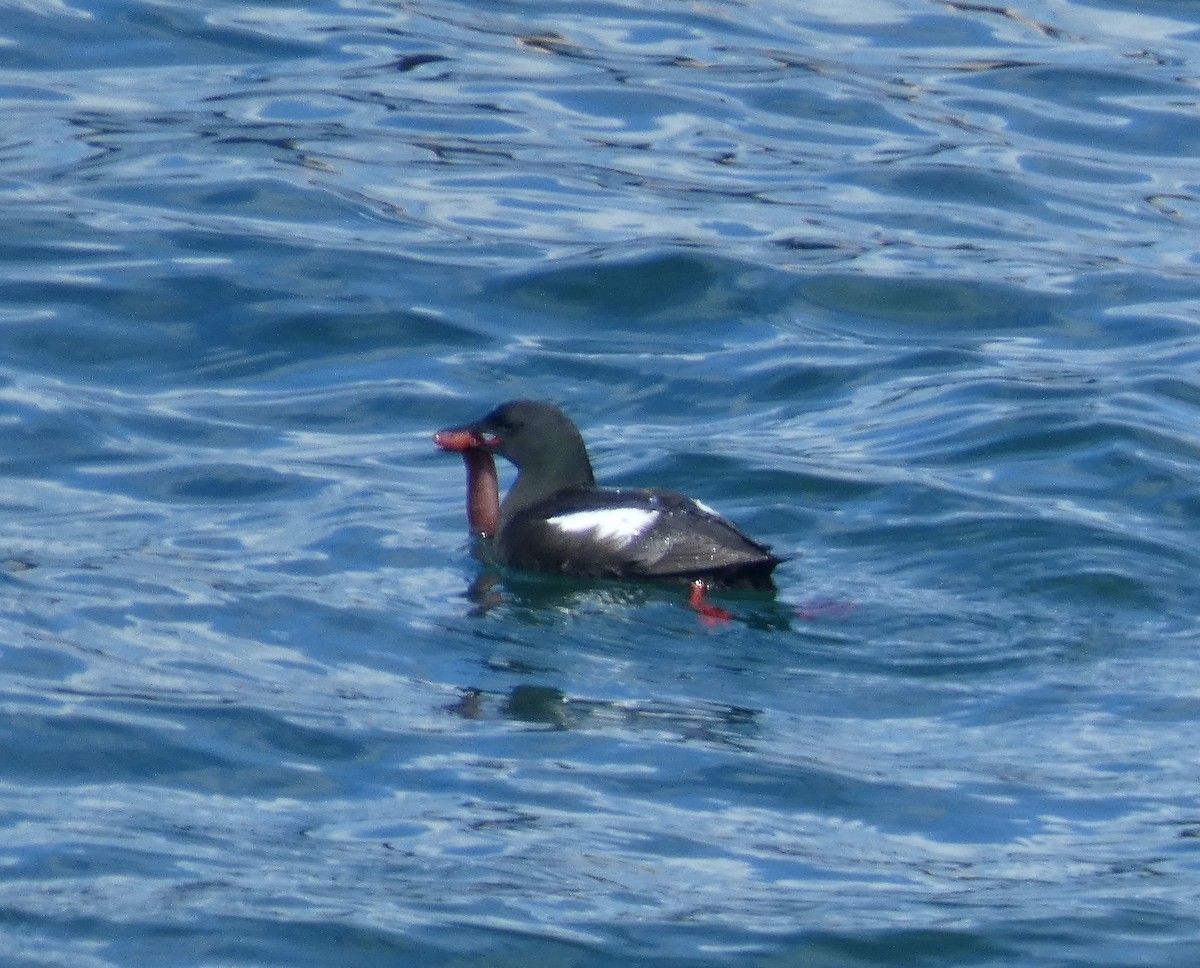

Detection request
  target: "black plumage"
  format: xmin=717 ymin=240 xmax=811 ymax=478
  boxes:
xmin=438 ymin=400 xmax=784 ymax=590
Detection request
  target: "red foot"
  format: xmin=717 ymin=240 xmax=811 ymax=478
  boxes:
xmin=689 ymin=580 xmax=733 ymax=624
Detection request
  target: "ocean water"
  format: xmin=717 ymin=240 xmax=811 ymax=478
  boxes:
xmin=2 ymin=0 xmax=1200 ymax=964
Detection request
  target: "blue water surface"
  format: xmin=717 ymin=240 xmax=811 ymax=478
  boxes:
xmin=2 ymin=0 xmax=1200 ymax=964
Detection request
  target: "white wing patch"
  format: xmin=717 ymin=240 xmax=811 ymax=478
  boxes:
xmin=547 ymin=508 xmax=660 ymax=546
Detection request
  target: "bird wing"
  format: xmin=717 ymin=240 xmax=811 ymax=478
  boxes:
xmin=498 ymin=488 xmax=779 ymax=581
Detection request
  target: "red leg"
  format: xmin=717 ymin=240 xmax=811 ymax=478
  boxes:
xmin=689 ymin=579 xmax=732 ymax=624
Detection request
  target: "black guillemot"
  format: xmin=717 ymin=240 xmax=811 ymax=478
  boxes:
xmin=435 ymin=400 xmax=785 ymax=618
